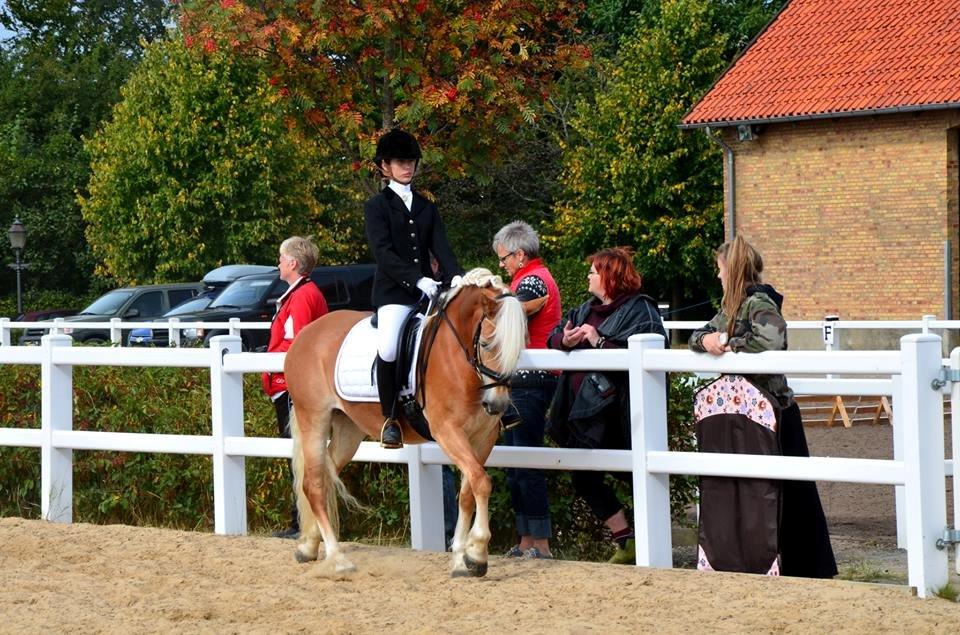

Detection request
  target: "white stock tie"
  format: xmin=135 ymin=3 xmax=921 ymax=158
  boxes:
xmin=400 ymin=191 xmax=413 ymax=211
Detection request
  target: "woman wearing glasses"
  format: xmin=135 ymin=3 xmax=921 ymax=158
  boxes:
xmin=546 ymin=247 xmax=666 ymax=564
xmin=491 ymin=221 xmax=563 ymax=559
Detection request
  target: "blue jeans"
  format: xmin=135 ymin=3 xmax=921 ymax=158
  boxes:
xmin=502 ymin=378 xmax=556 ymax=539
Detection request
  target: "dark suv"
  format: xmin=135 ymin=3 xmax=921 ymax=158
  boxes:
xmin=20 ymin=282 xmax=205 ymax=345
xmin=154 ymin=264 xmax=375 ymax=351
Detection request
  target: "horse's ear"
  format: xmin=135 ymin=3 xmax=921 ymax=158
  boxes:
xmin=480 ymin=290 xmax=500 ymax=319
xmin=522 ymin=295 xmax=548 ymax=317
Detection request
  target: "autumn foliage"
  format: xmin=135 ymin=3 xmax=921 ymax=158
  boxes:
xmin=177 ymin=0 xmax=590 ymax=191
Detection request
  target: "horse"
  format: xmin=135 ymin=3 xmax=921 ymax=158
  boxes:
xmin=283 ymin=268 xmax=546 ymax=577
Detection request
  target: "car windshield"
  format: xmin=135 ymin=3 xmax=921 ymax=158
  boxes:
xmin=210 ymin=278 xmax=283 ymax=309
xmin=80 ymin=290 xmax=135 ymax=316
xmin=165 ymin=296 xmax=213 ymax=316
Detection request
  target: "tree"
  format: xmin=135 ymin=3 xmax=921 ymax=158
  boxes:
xmin=80 ymin=36 xmax=357 ymax=284
xmin=0 ymin=0 xmax=170 ymax=293
xmin=177 ymin=0 xmax=590 ymax=195
xmin=546 ymin=0 xmax=782 ymax=308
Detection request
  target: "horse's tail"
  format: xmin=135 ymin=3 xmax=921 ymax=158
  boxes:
xmin=290 ymin=406 xmax=361 ymax=537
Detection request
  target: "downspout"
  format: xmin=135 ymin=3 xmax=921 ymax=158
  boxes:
xmin=704 ymin=126 xmax=735 ymax=240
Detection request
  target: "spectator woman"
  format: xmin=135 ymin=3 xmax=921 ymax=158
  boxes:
xmin=493 ymin=221 xmax=562 ymax=560
xmin=546 ymin=247 xmax=666 ymax=564
xmin=689 ymin=235 xmax=837 ymax=578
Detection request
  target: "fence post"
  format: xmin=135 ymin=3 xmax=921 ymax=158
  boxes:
xmin=168 ymin=317 xmax=180 ymax=348
xmin=52 ymin=317 xmax=64 ymax=335
xmin=921 ymin=314 xmax=935 ymax=334
xmin=209 ymin=335 xmax=246 ymax=535
xmin=228 ymin=317 xmax=240 ymax=338
xmin=899 ymin=333 xmax=948 ymax=597
xmin=951 ymin=347 xmax=960 ymax=575
xmin=407 ymin=445 xmax=446 ymax=552
xmin=0 ymin=317 xmax=9 ymax=346
xmin=40 ymin=333 xmax=74 ymax=523
xmin=628 ymin=333 xmax=672 ymax=568
xmin=109 ymin=317 xmax=122 ymax=345
xmin=892 ymin=374 xmax=906 ymax=549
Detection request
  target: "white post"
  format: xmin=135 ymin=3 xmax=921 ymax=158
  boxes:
xmin=892 ymin=375 xmax=906 ymax=549
xmin=951 ymin=347 xmax=960 ymax=575
xmin=899 ymin=334 xmax=948 ymax=597
xmin=0 ymin=317 xmax=10 ymax=346
xmin=110 ymin=317 xmax=122 ymax=345
xmin=407 ymin=445 xmax=446 ymax=552
xmin=52 ymin=317 xmax=64 ymax=335
xmin=228 ymin=317 xmax=241 ymax=338
xmin=40 ymin=333 xmax=74 ymax=523
xmin=210 ymin=335 xmax=247 ymax=535
xmin=168 ymin=317 xmax=180 ymax=348
xmin=629 ymin=333 xmax=672 ymax=568
xmin=921 ymin=314 xmax=935 ymax=334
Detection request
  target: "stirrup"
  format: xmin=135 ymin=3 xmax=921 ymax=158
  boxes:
xmin=380 ymin=418 xmax=403 ymax=449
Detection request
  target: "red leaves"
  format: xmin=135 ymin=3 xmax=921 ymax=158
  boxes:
xmin=444 ymin=87 xmax=459 ymax=102
xmin=220 ymin=0 xmax=237 ymax=8
xmin=203 ymin=39 xmax=217 ymax=53
xmin=414 ymin=0 xmax=428 ymax=15
xmin=351 ymin=160 xmax=362 ymax=172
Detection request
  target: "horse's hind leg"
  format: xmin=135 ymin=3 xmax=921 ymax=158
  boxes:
xmin=291 ymin=406 xmax=356 ymax=573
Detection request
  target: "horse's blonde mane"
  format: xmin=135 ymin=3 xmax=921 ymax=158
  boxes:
xmin=426 ymin=267 xmax=525 ymax=374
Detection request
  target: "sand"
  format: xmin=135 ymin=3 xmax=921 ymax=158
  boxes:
xmin=1 ymin=424 xmax=959 ymax=632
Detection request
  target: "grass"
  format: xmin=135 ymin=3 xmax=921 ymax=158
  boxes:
xmin=837 ymin=559 xmax=907 ymax=585
xmin=934 ymin=582 xmax=959 ymax=602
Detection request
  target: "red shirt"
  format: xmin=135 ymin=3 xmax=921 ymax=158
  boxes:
xmin=261 ymin=277 xmax=328 ymax=397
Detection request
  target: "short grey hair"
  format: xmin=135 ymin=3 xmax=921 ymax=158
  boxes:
xmin=280 ymin=235 xmax=319 ymax=275
xmin=492 ymin=220 xmax=540 ymax=258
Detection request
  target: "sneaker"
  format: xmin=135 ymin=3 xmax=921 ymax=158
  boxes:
xmin=504 ymin=544 xmax=524 ymax=558
xmin=272 ymin=526 xmax=300 ymax=539
xmin=608 ymin=538 xmax=635 ymax=565
xmin=522 ymin=547 xmax=553 ymax=560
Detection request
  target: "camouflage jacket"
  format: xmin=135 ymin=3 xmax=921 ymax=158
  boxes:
xmin=689 ymin=284 xmax=794 ymax=408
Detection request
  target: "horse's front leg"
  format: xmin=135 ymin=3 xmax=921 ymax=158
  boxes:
xmin=438 ymin=431 xmax=495 ymax=578
xmin=450 ymin=475 xmax=476 ymax=571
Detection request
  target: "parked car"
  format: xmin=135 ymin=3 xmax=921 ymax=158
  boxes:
xmin=149 ymin=264 xmax=375 ymax=351
xmin=127 ymin=265 xmax=276 ymax=346
xmin=19 ymin=282 xmax=205 ymax=345
xmin=14 ymin=308 xmax=79 ymax=322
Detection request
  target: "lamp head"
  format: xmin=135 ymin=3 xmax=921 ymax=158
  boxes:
xmin=8 ymin=217 xmax=26 ymax=250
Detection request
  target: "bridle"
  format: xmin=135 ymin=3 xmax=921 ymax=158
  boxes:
xmin=416 ymin=289 xmax=514 ymax=404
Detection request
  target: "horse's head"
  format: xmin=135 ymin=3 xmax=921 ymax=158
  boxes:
xmin=430 ymin=268 xmax=530 ymax=416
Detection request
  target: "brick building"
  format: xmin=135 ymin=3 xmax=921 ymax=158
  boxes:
xmin=681 ymin=0 xmax=960 ymax=323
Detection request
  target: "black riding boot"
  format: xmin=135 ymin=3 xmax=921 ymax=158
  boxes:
xmin=376 ymin=356 xmax=403 ymax=449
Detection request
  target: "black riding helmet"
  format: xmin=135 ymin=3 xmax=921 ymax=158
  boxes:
xmin=374 ymin=129 xmax=422 ymax=169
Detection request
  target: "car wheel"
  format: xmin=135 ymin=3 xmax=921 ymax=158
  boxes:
xmin=82 ymin=336 xmax=108 ymax=345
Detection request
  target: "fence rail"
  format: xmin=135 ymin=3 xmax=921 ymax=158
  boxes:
xmin=0 ymin=331 xmax=957 ymax=597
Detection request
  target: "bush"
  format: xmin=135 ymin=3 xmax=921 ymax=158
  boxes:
xmin=0 ymin=364 xmax=701 ymax=561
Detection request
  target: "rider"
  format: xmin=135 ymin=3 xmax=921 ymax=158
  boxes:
xmin=364 ymin=128 xmax=463 ymax=448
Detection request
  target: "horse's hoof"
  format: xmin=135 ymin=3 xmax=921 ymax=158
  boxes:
xmin=451 ymin=554 xmax=487 ymax=578
xmin=295 ymin=549 xmax=318 ymax=564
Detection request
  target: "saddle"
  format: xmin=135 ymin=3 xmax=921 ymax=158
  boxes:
xmin=334 ymin=309 xmax=434 ymax=441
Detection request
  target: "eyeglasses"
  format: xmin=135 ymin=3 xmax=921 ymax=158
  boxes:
xmin=588 ymin=270 xmax=599 ymax=276
xmin=497 ymin=250 xmax=518 ymax=264
xmin=279 ymin=254 xmax=296 ymax=265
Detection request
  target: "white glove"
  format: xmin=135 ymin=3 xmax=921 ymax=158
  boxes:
xmin=416 ymin=277 xmax=441 ymax=298
xmin=450 ymin=275 xmax=463 ymax=288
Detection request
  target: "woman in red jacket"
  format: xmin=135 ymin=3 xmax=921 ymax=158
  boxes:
xmin=262 ymin=235 xmax=328 ymax=538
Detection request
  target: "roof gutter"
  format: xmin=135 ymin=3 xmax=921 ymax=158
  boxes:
xmin=680 ymin=101 xmax=960 ymax=130
xmin=704 ymin=126 xmax=735 ymax=241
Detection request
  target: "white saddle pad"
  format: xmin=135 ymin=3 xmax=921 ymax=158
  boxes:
xmin=334 ymin=316 xmax=423 ymax=402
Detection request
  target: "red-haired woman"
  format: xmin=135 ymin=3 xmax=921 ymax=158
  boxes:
xmin=547 ymin=247 xmax=667 ymax=564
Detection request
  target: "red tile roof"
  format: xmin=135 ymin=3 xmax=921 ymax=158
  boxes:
xmin=681 ymin=0 xmax=960 ymax=127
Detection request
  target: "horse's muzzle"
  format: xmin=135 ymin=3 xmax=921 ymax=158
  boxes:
xmin=481 ymin=390 xmax=510 ymax=416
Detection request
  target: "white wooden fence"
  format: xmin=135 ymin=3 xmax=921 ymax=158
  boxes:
xmin=0 ymin=329 xmax=957 ymax=597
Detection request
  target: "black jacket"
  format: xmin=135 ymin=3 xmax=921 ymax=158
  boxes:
xmin=546 ymin=293 xmax=667 ymax=448
xmin=363 ymin=186 xmax=462 ymax=307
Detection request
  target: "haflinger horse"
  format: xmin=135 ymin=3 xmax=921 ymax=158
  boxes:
xmin=283 ymin=267 xmax=546 ymax=577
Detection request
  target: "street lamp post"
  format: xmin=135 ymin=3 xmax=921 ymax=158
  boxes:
xmin=7 ymin=218 xmax=26 ymax=317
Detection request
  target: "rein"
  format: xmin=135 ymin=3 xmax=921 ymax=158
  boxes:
xmin=415 ymin=289 xmax=514 ymax=406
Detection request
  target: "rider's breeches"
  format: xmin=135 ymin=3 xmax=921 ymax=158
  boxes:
xmin=376 ymin=304 xmax=414 ymax=362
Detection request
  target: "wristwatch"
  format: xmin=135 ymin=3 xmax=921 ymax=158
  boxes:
xmin=717 ymin=333 xmax=729 ymax=346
